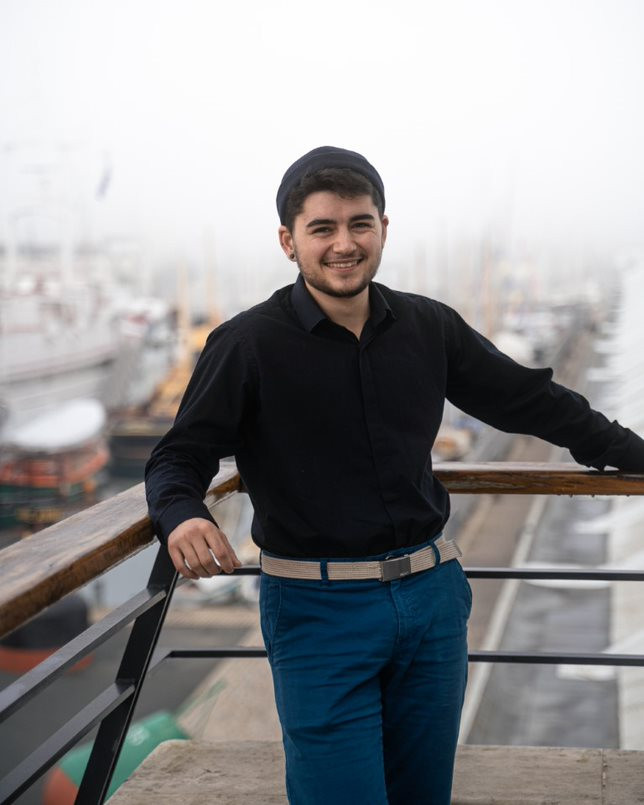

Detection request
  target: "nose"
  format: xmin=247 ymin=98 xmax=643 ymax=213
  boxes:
xmin=332 ymin=227 xmax=356 ymax=255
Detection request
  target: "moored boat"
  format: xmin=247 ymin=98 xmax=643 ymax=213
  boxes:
xmin=0 ymin=399 xmax=109 ymax=530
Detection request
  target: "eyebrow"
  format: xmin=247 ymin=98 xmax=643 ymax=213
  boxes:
xmin=305 ymin=214 xmax=376 ymax=229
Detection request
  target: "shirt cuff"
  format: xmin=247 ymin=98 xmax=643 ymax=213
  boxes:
xmin=606 ymin=428 xmax=644 ymax=471
xmin=573 ymin=426 xmax=644 ymax=472
xmin=153 ymin=499 xmax=217 ymax=545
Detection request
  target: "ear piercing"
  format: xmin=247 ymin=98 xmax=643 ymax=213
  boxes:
xmin=289 ymin=253 xmax=295 ymax=260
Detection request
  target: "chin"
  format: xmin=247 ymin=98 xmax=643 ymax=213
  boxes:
xmin=326 ymin=283 xmax=370 ymax=299
xmin=304 ymin=267 xmax=379 ymax=300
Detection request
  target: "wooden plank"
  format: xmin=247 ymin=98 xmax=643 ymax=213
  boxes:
xmin=434 ymin=462 xmax=644 ymax=495
xmin=0 ymin=465 xmax=241 ymax=638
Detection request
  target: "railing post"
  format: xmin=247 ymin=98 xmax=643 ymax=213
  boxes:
xmin=74 ymin=546 xmax=178 ymax=804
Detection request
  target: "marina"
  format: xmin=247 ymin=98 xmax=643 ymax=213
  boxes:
xmin=2 ymin=0 xmax=644 ymax=799
xmin=3 ymin=261 xmax=644 ymax=802
xmin=1 ymin=107 xmax=643 ymax=805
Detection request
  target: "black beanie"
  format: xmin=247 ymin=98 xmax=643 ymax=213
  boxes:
xmin=276 ymin=146 xmax=385 ymax=225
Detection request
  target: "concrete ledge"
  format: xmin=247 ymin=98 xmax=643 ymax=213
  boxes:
xmin=108 ymin=740 xmax=285 ymax=804
xmin=108 ymin=741 xmax=644 ymax=804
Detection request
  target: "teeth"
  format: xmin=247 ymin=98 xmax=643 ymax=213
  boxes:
xmin=327 ymin=260 xmax=360 ymax=268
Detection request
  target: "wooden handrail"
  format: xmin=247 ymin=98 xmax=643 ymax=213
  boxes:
xmin=433 ymin=462 xmax=644 ymax=496
xmin=0 ymin=464 xmax=241 ymax=638
xmin=1 ymin=462 xmax=643 ymax=638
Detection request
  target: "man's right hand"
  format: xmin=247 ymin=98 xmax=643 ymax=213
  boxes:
xmin=167 ymin=517 xmax=242 ymax=580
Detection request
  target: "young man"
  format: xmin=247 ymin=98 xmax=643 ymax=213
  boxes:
xmin=145 ymin=146 xmax=644 ymax=804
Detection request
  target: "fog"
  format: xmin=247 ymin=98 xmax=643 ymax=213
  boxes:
xmin=2 ymin=0 xmax=644 ymax=310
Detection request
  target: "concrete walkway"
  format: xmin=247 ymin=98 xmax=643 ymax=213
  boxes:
xmin=109 ymin=740 xmax=644 ymax=804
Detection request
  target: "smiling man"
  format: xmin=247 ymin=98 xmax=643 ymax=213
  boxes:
xmin=145 ymin=146 xmax=644 ymax=804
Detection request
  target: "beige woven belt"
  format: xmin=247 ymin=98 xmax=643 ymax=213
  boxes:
xmin=260 ymin=536 xmax=462 ymax=582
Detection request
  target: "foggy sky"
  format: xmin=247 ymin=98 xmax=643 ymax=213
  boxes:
xmin=1 ymin=0 xmax=644 ymax=305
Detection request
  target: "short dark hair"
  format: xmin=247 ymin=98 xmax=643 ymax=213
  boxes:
xmin=283 ymin=168 xmax=385 ymax=231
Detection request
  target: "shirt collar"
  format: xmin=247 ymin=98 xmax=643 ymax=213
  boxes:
xmin=291 ymin=274 xmax=327 ymax=332
xmin=290 ymin=274 xmax=394 ymax=333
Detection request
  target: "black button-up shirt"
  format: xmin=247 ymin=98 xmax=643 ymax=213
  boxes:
xmin=145 ymin=275 xmax=644 ymax=558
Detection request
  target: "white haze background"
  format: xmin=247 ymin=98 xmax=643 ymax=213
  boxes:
xmin=1 ymin=0 xmax=643 ymax=308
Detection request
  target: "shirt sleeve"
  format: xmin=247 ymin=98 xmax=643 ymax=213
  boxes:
xmin=144 ymin=322 xmax=257 ymax=543
xmin=442 ymin=304 xmax=644 ymax=471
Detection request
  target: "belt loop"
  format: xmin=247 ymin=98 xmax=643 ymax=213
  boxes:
xmin=320 ymin=559 xmax=329 ymax=584
xmin=430 ymin=539 xmax=441 ymax=569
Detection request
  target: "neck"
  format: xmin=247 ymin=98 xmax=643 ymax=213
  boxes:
xmin=305 ymin=282 xmax=370 ymax=339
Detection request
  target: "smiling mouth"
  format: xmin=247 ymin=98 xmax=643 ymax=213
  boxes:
xmin=324 ymin=258 xmax=363 ymax=270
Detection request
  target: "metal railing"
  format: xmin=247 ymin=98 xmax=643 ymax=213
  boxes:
xmin=1 ymin=463 xmax=644 ymax=803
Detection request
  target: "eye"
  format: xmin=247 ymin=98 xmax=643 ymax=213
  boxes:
xmin=312 ymin=226 xmax=332 ymax=235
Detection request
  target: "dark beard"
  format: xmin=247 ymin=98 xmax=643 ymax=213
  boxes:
xmin=295 ymin=255 xmax=381 ymax=299
xmin=301 ymin=273 xmax=374 ymax=298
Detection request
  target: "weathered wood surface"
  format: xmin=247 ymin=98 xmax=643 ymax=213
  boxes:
xmin=2 ymin=461 xmax=643 ymax=638
xmin=435 ymin=461 xmax=644 ymax=496
xmin=0 ymin=464 xmax=241 ymax=638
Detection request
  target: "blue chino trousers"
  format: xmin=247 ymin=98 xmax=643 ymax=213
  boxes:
xmin=259 ymin=537 xmax=472 ymax=804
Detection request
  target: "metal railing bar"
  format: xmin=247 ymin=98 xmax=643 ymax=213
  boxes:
xmin=463 ymin=567 xmax=644 ymax=581
xmin=468 ymin=650 xmax=644 ymax=666
xmin=148 ymin=646 xmax=173 ymax=671
xmin=0 ymin=586 xmax=168 ymax=725
xmin=157 ymin=647 xmax=644 ymax=668
xmin=166 ymin=647 xmax=267 ymax=659
xmin=0 ymin=681 xmax=134 ymax=804
xmin=75 ymin=549 xmax=178 ymax=805
xmin=137 ymin=644 xmax=209 ymax=676
xmin=226 ymin=565 xmax=260 ymax=575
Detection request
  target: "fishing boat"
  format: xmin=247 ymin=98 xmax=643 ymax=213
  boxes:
xmin=0 ymin=399 xmax=109 ymax=530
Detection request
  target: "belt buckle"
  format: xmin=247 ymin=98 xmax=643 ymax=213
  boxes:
xmin=380 ymin=554 xmax=412 ymax=582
